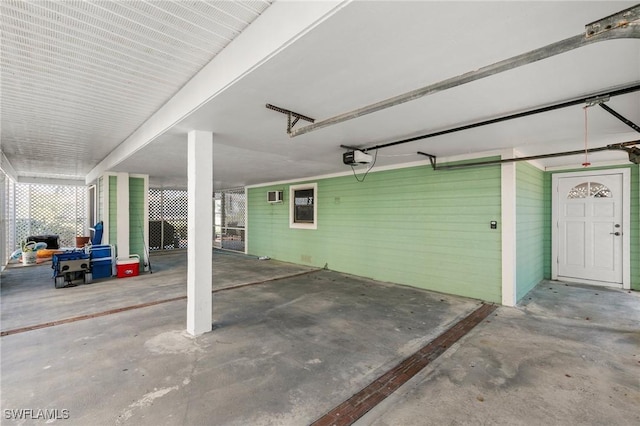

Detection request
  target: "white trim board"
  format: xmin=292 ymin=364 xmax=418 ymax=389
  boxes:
xmin=545 ymin=159 xmax=631 ymax=172
xmin=86 ymin=2 xmax=348 ymax=184
xmin=0 ymin=152 xmax=18 ymax=181
xmin=246 ymin=149 xmax=509 ymax=190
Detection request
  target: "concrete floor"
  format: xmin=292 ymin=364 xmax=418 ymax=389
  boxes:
xmin=1 ymin=251 xmax=638 ymax=425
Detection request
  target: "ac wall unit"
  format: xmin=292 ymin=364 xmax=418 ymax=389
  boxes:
xmin=267 ymin=190 xmax=283 ymax=203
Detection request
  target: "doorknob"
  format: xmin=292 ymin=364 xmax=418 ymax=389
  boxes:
xmin=610 ymin=232 xmax=621 ymax=236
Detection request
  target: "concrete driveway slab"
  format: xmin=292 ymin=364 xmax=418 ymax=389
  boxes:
xmin=1 ymin=256 xmax=478 ymax=425
xmin=357 ymin=281 xmax=640 ymax=426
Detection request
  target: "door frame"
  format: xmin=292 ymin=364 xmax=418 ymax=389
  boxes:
xmin=552 ymin=168 xmax=630 ymax=289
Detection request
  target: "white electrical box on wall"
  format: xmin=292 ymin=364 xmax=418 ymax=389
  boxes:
xmin=267 ymin=190 xmax=283 ymax=203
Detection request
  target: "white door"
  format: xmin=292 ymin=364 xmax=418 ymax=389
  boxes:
xmin=556 ymin=172 xmax=624 ymax=286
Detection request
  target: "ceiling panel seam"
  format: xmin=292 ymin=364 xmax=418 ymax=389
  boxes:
xmin=0 ymin=17 xmax=206 ymax=71
xmin=1 ymin=84 xmax=160 ymax=117
xmin=2 ymin=125 xmax=128 ymax=138
xmin=1 ymin=78 xmax=162 ymax=109
xmin=95 ymin=0 xmax=233 ymax=48
xmin=234 ymin=1 xmax=274 ymax=16
xmin=135 ymin=1 xmax=235 ymax=43
xmin=2 ymin=51 xmax=181 ymax=96
xmin=41 ymin=1 xmax=224 ymax=60
xmin=2 ymin=46 xmax=195 ymax=87
xmin=1 ymin=107 xmax=144 ymax=134
xmin=187 ymin=1 xmax=254 ymax=27
xmin=1 ymin=84 xmax=164 ymax=116
xmin=86 ymin=1 xmax=228 ymax=53
xmin=23 ymin=0 xmax=228 ymax=56
xmin=2 ymin=37 xmax=192 ymax=85
xmin=151 ymin=0 xmax=244 ymax=38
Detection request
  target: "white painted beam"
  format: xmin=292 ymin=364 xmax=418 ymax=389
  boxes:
xmin=102 ymin=174 xmax=111 ymax=245
xmin=187 ymin=130 xmax=213 ymax=336
xmin=0 ymin=151 xmax=18 ymax=182
xmin=16 ymin=176 xmax=85 ymax=186
xmin=86 ymin=1 xmax=346 ymax=184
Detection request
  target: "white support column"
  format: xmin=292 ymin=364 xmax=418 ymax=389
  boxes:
xmin=501 ymin=152 xmax=517 ymax=306
xmin=116 ymin=172 xmax=130 ymax=259
xmin=142 ymin=176 xmax=150 ymax=272
xmin=0 ymin=172 xmax=7 ymax=272
xmin=187 ymin=130 xmax=213 ymax=336
xmin=102 ymin=175 xmax=110 ymax=244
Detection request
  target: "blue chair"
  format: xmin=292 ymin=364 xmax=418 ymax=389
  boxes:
xmin=90 ymin=221 xmax=103 ymax=245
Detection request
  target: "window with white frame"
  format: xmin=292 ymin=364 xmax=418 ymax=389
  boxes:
xmin=290 ymin=183 xmax=317 ymax=229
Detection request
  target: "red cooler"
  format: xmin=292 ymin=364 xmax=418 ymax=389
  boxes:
xmin=116 ymin=255 xmax=140 ymax=278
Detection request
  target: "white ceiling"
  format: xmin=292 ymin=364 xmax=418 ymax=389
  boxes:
xmin=0 ymin=0 xmax=272 ymax=181
xmin=1 ymin=1 xmax=639 ymax=190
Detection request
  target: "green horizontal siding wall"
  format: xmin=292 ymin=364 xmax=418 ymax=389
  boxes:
xmin=516 ymin=162 xmax=545 ymax=300
xmin=248 ymin=163 xmax=502 ymax=303
xmin=543 ymin=172 xmax=553 ymax=279
xmin=543 ymin=164 xmax=639 ymax=290
xmin=108 ymin=176 xmax=117 ymax=244
xmin=633 ymin=165 xmax=639 ymax=290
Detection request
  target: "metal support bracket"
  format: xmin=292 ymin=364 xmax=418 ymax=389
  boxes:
xmin=586 ymin=5 xmax=640 ymax=38
xmin=626 ymin=146 xmax=640 ymax=164
xmin=607 ymin=141 xmax=640 ymax=164
xmin=584 ymin=94 xmax=610 ymax=107
xmin=266 ymin=104 xmax=315 ymax=134
xmin=289 ymin=4 xmax=640 ymax=138
xmin=417 ymin=152 xmax=437 ymax=170
xmin=418 ymin=140 xmax=640 ymax=171
xmin=350 ymin=83 xmax=639 ymax=153
xmin=340 ymin=144 xmax=367 ymax=152
xmin=598 ymin=103 xmax=640 ymax=133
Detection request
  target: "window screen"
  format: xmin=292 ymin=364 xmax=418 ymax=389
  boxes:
xmin=294 ymin=188 xmax=314 ymax=223
xmin=289 ymin=183 xmax=317 ymax=229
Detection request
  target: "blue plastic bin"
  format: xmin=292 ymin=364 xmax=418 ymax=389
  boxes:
xmin=90 ymin=244 xmax=112 ymax=260
xmin=91 ymin=259 xmax=113 ymax=279
xmin=52 ymin=251 xmax=89 ymax=276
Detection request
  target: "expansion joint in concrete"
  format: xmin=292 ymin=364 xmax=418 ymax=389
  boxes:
xmin=311 ymin=303 xmax=497 ymax=426
xmin=0 ymin=269 xmax=322 ymax=337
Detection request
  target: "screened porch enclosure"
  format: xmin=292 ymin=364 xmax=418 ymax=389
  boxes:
xmin=148 ymin=189 xmax=188 ymax=251
xmin=149 ymin=187 xmax=246 ymax=253
xmin=214 ymin=188 xmax=246 ymax=253
xmin=1 ymin=178 xmax=247 ymax=266
xmin=7 ymin=182 xmax=87 ymax=253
